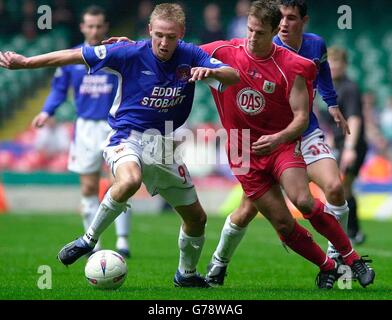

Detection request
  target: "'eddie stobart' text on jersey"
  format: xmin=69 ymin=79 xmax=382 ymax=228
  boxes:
xmin=200 ymin=39 xmax=316 ymax=162
xmin=82 ymin=40 xmax=228 ymax=146
xmin=42 ymin=43 xmax=118 ymax=121
xmin=274 ymin=33 xmax=338 ymax=137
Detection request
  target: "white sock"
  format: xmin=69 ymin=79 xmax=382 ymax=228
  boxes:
xmin=94 ymin=239 xmax=102 ymax=252
xmin=115 ymin=206 xmax=131 ymax=239
xmin=178 ymin=227 xmax=205 ymax=277
xmin=83 ymin=188 xmax=127 ymax=247
xmin=80 ymin=195 xmax=100 ymax=232
xmin=212 ymin=215 xmax=247 ymax=266
xmin=326 ymin=201 xmax=349 ymax=258
xmin=116 ymin=236 xmax=128 ymax=251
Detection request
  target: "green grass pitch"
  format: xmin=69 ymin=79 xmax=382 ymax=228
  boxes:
xmin=0 ymin=212 xmax=390 ymax=300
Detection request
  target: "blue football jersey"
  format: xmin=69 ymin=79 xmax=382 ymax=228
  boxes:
xmin=42 ymin=43 xmax=118 ymax=121
xmin=274 ymin=33 xmax=338 ymax=137
xmin=82 ymin=40 xmax=228 ymax=146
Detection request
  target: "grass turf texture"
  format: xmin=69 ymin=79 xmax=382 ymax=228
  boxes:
xmin=0 ymin=212 xmax=390 ymax=300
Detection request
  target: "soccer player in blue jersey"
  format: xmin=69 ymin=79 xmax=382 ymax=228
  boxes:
xmin=205 ymin=0 xmax=373 ymax=287
xmin=31 ymin=6 xmax=132 ymax=258
xmin=0 ymin=3 xmax=240 ymax=287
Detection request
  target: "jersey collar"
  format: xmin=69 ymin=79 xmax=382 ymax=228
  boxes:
xmin=276 ymin=34 xmax=303 ymax=53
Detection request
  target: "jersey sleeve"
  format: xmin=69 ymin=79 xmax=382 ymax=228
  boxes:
xmin=81 ymin=41 xmax=131 ymax=74
xmin=317 ymin=39 xmax=338 ymax=107
xmin=192 ymin=45 xmax=228 ymax=69
xmin=193 ymin=44 xmax=231 ymax=92
xmin=42 ymin=66 xmax=71 ymax=116
xmin=283 ymin=53 xmax=317 ymax=109
xmin=295 ymin=58 xmax=317 ymax=83
xmin=199 ymin=40 xmax=230 ymax=57
xmin=286 ymin=54 xmax=317 ymax=97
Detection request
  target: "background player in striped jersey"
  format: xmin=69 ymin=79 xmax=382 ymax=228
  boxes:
xmin=31 ymin=6 xmax=131 ymax=258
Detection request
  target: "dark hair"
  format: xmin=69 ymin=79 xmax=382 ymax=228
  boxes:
xmin=81 ymin=5 xmax=107 ymax=23
xmin=280 ymin=0 xmax=307 ymax=18
xmin=249 ymin=0 xmax=282 ymax=31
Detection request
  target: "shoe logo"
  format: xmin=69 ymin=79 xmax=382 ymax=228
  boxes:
xmin=142 ymin=70 xmax=155 ymax=76
xmin=191 ymin=243 xmax=200 ymax=250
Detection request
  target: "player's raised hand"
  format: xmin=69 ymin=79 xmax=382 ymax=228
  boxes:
xmin=328 ymin=106 xmax=350 ymax=135
xmin=0 ymin=51 xmax=28 ymax=69
xmin=189 ymin=67 xmax=214 ymax=82
xmin=102 ymin=36 xmax=134 ymax=45
xmin=32 ymin=112 xmax=50 ymax=128
xmin=251 ymin=134 xmax=281 ymax=155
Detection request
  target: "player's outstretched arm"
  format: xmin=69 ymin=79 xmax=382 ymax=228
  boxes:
xmin=0 ymin=49 xmax=84 ymax=70
xmin=189 ymin=66 xmax=239 ymax=86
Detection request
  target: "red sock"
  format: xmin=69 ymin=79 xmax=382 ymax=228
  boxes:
xmin=279 ymin=221 xmax=335 ymax=271
xmin=306 ymin=199 xmax=360 ymax=266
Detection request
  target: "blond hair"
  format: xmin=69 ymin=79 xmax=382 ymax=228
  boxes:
xmin=328 ymin=46 xmax=348 ymax=64
xmin=150 ymin=3 xmax=186 ymax=28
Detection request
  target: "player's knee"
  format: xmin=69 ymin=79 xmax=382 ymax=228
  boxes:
xmin=188 ymin=211 xmax=207 ymax=228
xmin=232 ymin=205 xmax=257 ymax=227
xmin=292 ymin=194 xmax=313 ymax=215
xmin=324 ymin=180 xmax=344 ymax=203
xmin=81 ymin=181 xmax=99 ymax=197
xmin=115 ymin=173 xmax=142 ymax=198
xmin=274 ymin=218 xmax=294 ymax=237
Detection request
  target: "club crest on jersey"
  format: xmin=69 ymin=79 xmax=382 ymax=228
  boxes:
xmin=236 ymin=88 xmax=265 ymax=116
xmin=94 ymin=45 xmax=107 ymax=60
xmin=263 ymin=80 xmax=276 ymax=94
xmin=176 ymin=64 xmax=191 ymax=82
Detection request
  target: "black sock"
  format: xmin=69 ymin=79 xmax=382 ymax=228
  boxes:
xmin=347 ymin=196 xmax=360 ymax=237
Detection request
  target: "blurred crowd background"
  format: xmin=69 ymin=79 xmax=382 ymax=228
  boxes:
xmin=0 ymin=0 xmax=391 ymax=214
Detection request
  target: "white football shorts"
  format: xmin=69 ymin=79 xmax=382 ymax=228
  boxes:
xmin=68 ymin=118 xmax=111 ymax=174
xmin=103 ymin=129 xmax=198 ymax=208
xmin=301 ymin=128 xmax=336 ymax=165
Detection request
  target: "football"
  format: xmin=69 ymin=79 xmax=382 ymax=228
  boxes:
xmin=84 ymin=250 xmax=128 ymax=290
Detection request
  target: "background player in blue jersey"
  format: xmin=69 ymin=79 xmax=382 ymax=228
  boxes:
xmin=31 ymin=6 xmax=131 ymax=258
xmin=0 ymin=3 xmax=239 ymax=287
xmin=205 ymin=0 xmax=361 ymax=286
